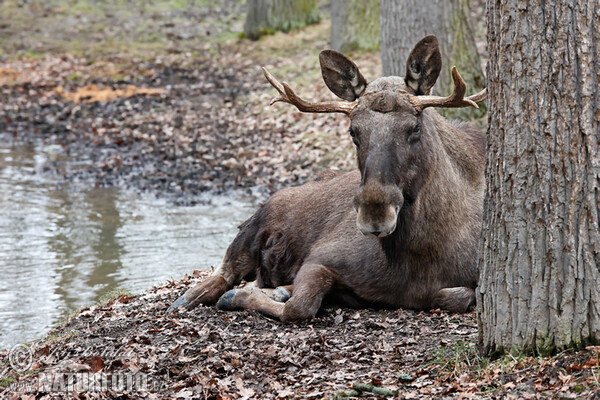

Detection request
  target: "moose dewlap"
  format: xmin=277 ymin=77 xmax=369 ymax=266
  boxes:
xmin=170 ymin=35 xmax=487 ymax=321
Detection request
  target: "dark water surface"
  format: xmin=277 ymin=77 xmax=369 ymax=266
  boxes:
xmin=0 ymin=138 xmax=259 ymax=350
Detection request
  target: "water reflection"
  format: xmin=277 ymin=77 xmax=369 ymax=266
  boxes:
xmin=0 ymin=138 xmax=258 ymax=349
xmin=45 ymin=186 xmax=125 ymax=309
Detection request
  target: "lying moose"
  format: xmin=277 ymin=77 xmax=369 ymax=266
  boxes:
xmin=171 ymin=36 xmax=487 ymax=321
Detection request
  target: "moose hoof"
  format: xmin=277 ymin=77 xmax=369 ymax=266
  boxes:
xmin=168 ymin=294 xmax=190 ymax=312
xmin=216 ymin=289 xmax=245 ymax=311
xmin=168 ymin=275 xmax=229 ymax=312
xmin=272 ymin=287 xmax=291 ymax=303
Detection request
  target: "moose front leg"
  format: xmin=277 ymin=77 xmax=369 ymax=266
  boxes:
xmin=214 ymin=283 xmax=293 ymax=317
xmin=217 ymin=264 xmax=336 ymax=322
xmin=249 ymin=284 xmax=294 ymax=303
xmin=216 ymin=287 xmax=286 ymax=318
xmin=169 ymin=251 xmax=257 ymax=311
xmin=169 ymin=274 xmax=229 ymax=311
xmin=281 ymin=263 xmax=336 ymax=321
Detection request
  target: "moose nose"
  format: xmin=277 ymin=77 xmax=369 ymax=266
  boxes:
xmin=355 ymin=196 xmax=402 ymax=238
xmin=358 ymin=222 xmax=395 ymax=238
xmin=354 ymin=181 xmax=403 ymax=238
xmin=356 ymin=205 xmax=398 ymax=237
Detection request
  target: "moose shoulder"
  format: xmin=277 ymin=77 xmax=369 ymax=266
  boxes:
xmin=170 ymin=35 xmax=487 ymax=321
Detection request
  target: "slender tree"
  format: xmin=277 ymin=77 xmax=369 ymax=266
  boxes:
xmin=379 ymin=0 xmax=485 ymax=119
xmin=244 ymin=0 xmax=320 ymax=40
xmin=330 ymin=0 xmax=380 ymax=53
xmin=478 ymin=0 xmax=600 ymax=355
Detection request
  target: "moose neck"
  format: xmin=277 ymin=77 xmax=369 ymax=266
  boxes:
xmin=380 ymin=110 xmax=484 ymax=267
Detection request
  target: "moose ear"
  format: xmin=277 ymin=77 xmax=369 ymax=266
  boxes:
xmin=405 ymin=35 xmax=442 ymax=95
xmin=319 ymin=50 xmax=367 ymax=101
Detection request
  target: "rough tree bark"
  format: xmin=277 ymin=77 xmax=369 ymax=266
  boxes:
xmin=330 ymin=0 xmax=380 ymax=53
xmin=477 ymin=0 xmax=600 ymax=355
xmin=244 ymin=0 xmax=320 ymax=40
xmin=379 ymin=0 xmax=485 ymax=119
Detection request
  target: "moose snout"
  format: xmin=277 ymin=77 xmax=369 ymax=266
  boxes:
xmin=354 ymin=184 xmax=403 ymax=237
xmin=356 ymin=204 xmax=399 ymax=237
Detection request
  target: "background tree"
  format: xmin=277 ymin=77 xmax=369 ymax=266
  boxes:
xmin=477 ymin=0 xmax=599 ymax=355
xmin=244 ymin=0 xmax=320 ymax=40
xmin=379 ymin=0 xmax=485 ymax=119
xmin=330 ymin=0 xmax=380 ymax=53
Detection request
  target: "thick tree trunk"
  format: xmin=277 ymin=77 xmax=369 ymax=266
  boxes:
xmin=477 ymin=0 xmax=600 ymax=355
xmin=244 ymin=0 xmax=320 ymax=40
xmin=330 ymin=0 xmax=380 ymax=53
xmin=379 ymin=0 xmax=485 ymax=119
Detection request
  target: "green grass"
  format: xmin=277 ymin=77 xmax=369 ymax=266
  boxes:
xmin=22 ymin=50 xmax=45 ymax=59
xmin=66 ymin=73 xmax=83 ymax=82
xmin=97 ymin=288 xmax=133 ymax=306
xmin=0 ymin=376 xmax=15 ymax=388
xmin=41 ymin=329 xmax=79 ymax=347
xmin=430 ymin=340 xmax=488 ymax=380
xmin=66 ymin=1 xmax=104 ymax=15
xmin=0 ymin=0 xmax=246 ymax=61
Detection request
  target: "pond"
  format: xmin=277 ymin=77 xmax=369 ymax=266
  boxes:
xmin=0 ymin=137 xmax=260 ymax=350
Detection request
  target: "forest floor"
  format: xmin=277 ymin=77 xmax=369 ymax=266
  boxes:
xmin=1 ymin=1 xmax=599 ymax=399
xmin=2 ymin=272 xmax=600 ymax=399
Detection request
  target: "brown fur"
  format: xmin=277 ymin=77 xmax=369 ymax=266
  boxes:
xmin=171 ymin=36 xmax=485 ymax=320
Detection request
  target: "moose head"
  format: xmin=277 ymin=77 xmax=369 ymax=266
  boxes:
xmin=263 ymin=35 xmax=486 ymax=237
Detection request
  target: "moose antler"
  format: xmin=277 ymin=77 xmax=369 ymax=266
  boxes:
xmin=262 ymin=67 xmax=356 ymax=115
xmin=409 ymin=66 xmax=487 ymax=113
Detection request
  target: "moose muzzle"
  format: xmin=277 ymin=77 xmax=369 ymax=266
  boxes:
xmin=354 ymin=183 xmax=403 ymax=237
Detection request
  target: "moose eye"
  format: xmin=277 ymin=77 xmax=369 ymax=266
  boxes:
xmin=407 ymin=124 xmax=421 ymax=144
xmin=349 ymin=128 xmax=360 ymax=146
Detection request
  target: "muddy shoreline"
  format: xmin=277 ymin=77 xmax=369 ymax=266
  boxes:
xmin=0 ymin=1 xmax=362 ymax=206
xmin=1 ymin=55 xmax=302 ymax=205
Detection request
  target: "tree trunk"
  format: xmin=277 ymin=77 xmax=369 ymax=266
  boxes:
xmin=477 ymin=0 xmax=600 ymax=355
xmin=330 ymin=0 xmax=380 ymax=53
xmin=379 ymin=0 xmax=485 ymax=119
xmin=244 ymin=0 xmax=320 ymax=40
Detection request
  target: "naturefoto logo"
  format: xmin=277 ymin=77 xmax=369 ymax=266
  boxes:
xmin=7 ymin=372 xmax=164 ymax=394
xmin=6 ymin=343 xmax=164 ymax=393
xmin=8 ymin=343 xmax=33 ymax=373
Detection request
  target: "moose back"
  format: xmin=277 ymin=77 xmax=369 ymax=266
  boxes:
xmin=170 ymin=36 xmax=487 ymax=321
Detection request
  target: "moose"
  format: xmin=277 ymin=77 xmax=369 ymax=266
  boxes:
xmin=170 ymin=36 xmax=487 ymax=321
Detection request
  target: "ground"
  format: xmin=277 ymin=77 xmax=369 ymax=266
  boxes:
xmin=2 ymin=272 xmax=600 ymax=399
xmin=1 ymin=1 xmax=599 ymax=399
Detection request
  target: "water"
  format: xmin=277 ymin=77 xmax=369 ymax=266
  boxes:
xmin=0 ymin=138 xmax=260 ymax=350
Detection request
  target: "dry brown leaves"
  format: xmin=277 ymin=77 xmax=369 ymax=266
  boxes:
xmin=55 ymin=84 xmax=164 ymax=103
xmin=0 ymin=272 xmax=477 ymax=399
xmin=1 ymin=274 xmax=598 ymax=399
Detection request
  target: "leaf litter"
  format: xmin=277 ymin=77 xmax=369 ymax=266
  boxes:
xmin=2 ymin=272 xmax=599 ymax=399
